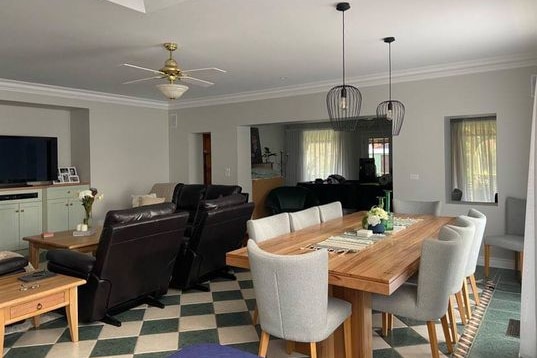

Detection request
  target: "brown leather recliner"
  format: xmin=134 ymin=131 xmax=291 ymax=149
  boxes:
xmin=170 ymin=194 xmax=254 ymax=291
xmin=47 ymin=203 xmax=189 ymax=326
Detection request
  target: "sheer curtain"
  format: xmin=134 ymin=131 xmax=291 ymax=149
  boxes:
xmin=520 ymin=83 xmax=536 ymax=358
xmin=451 ymin=117 xmax=497 ymax=202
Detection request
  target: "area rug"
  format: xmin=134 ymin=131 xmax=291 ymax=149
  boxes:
xmin=4 ymin=312 xmax=63 ymax=335
xmin=452 ymin=279 xmax=496 ymax=358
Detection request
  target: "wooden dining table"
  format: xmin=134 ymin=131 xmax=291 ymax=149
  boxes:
xmin=226 ymin=211 xmax=454 ymax=358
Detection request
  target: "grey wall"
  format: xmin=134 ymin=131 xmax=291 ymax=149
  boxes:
xmin=170 ymin=66 xmax=537 ymax=268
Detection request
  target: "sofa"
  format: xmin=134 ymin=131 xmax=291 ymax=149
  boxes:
xmin=170 ymin=194 xmax=254 ymax=291
xmin=47 ymin=203 xmax=189 ymax=326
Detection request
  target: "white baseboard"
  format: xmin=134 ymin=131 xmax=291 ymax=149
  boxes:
xmin=477 ymin=255 xmax=515 ymax=270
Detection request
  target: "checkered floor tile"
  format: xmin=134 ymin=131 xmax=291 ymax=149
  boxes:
xmin=2 ymin=269 xmax=484 ymax=358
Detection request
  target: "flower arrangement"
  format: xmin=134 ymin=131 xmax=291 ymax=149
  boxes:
xmin=79 ymin=187 xmax=103 ymax=226
xmin=262 ymin=147 xmax=277 ymax=163
xmin=362 ymin=205 xmax=389 ymax=230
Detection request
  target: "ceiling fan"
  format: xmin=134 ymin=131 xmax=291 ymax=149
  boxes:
xmin=122 ymin=42 xmax=226 ymax=100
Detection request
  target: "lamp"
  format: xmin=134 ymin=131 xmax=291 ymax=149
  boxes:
xmin=326 ymin=2 xmax=362 ymax=132
xmin=156 ymin=83 xmax=188 ymax=100
xmin=377 ymin=37 xmax=405 ymax=136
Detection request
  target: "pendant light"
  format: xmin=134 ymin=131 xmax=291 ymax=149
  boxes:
xmin=377 ymin=37 xmax=405 ymax=135
xmin=326 ymin=2 xmax=362 ymax=132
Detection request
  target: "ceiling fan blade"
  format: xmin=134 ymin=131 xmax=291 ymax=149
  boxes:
xmin=180 ymin=75 xmax=215 ymax=87
xmin=182 ymin=67 xmax=227 ymax=74
xmin=122 ymin=76 xmax=164 ymax=85
xmin=123 ymin=63 xmax=165 ymax=75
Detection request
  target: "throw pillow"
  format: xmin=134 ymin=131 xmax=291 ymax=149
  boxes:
xmin=139 ymin=196 xmax=166 ymax=206
xmin=131 ymin=193 xmax=157 ymax=207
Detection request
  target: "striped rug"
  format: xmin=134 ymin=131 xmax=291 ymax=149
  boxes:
xmin=453 ymin=280 xmax=496 ymax=358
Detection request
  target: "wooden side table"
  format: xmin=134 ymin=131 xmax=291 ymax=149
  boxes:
xmin=0 ymin=273 xmax=85 ymax=354
xmin=23 ymin=227 xmax=101 ymax=269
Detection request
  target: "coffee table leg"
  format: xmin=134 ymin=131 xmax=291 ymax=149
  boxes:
xmin=28 ymin=243 xmax=40 ymax=270
xmin=0 ymin=309 xmax=5 ymax=356
xmin=65 ymin=287 xmax=79 ymax=342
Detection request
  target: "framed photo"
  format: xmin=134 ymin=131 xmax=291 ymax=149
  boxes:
xmin=69 ymin=175 xmax=80 ymax=183
xmin=58 ymin=167 xmax=69 ymax=175
xmin=68 ymin=167 xmax=77 ymax=176
xmin=61 ymin=173 xmax=70 ymax=183
xmin=250 ymin=127 xmax=263 ymax=164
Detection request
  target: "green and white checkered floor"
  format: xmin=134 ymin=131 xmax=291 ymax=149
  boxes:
xmin=2 ymin=266 xmax=518 ymax=358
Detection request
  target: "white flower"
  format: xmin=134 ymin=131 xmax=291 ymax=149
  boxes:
xmin=367 ymin=215 xmax=381 ymax=226
xmin=78 ymin=190 xmax=93 ymax=199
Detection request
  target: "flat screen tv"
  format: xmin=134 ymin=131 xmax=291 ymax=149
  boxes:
xmin=0 ymin=135 xmax=58 ymax=187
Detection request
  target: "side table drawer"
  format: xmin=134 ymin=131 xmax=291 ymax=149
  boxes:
xmin=9 ymin=292 xmax=66 ymax=320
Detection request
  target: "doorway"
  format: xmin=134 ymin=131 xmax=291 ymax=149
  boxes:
xmin=203 ymin=133 xmax=211 ymax=185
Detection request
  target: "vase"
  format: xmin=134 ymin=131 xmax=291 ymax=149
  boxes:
xmin=368 ymin=223 xmax=385 ymax=234
xmin=83 ymin=209 xmax=92 ymax=228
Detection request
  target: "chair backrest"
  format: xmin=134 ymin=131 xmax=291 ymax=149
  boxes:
xmin=247 ymin=240 xmax=328 ymax=341
xmin=505 ymin=197 xmax=526 ymax=236
xmin=393 ymin=199 xmax=441 ymax=216
xmin=265 ymin=186 xmax=319 ymax=215
xmin=247 ymin=213 xmax=291 ymax=243
xmin=289 ymin=206 xmax=321 ymax=231
xmin=417 ymin=226 xmax=464 ymax=319
xmin=440 ymin=216 xmax=475 ymax=294
xmin=318 ymin=201 xmax=343 ymax=222
xmin=464 ymin=209 xmax=487 ymax=276
xmin=94 ymin=203 xmax=189 ymax=308
xmin=188 ymin=194 xmax=254 ymax=279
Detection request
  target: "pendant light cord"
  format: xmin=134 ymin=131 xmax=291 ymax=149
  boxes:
xmin=388 ymin=41 xmax=392 ymax=101
xmin=342 ymin=10 xmax=346 ymax=86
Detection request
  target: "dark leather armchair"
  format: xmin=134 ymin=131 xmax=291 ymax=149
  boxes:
xmin=170 ymin=194 xmax=254 ymax=291
xmin=265 ymin=186 xmax=319 ymax=215
xmin=47 ymin=203 xmax=189 ymax=326
xmin=0 ymin=253 xmax=28 ymax=276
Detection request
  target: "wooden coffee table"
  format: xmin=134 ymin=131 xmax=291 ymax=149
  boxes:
xmin=23 ymin=228 xmax=102 ymax=269
xmin=0 ymin=273 xmax=86 ymax=354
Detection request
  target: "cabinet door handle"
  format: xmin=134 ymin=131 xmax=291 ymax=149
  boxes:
xmin=20 ymin=209 xmax=24 ymax=213
xmin=36 ymin=303 xmax=43 ymax=310
xmin=70 ymin=203 xmax=73 ymax=206
xmin=65 ymin=204 xmax=69 ymax=206
xmin=15 ymin=209 xmax=19 ymax=213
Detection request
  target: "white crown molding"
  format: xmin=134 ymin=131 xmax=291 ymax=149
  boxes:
xmin=0 ymin=78 xmax=169 ymax=110
xmin=171 ymin=52 xmax=537 ymax=110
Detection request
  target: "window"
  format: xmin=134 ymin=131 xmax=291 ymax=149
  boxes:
xmin=302 ymin=129 xmax=340 ymax=181
xmin=449 ymin=115 xmax=497 ymax=203
xmin=368 ymin=137 xmax=391 ymax=176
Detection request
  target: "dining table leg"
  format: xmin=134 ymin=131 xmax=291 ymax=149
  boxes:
xmin=333 ymin=287 xmax=372 ymax=358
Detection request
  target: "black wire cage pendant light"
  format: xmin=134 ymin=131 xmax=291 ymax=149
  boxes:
xmin=326 ymin=2 xmax=362 ymax=132
xmin=377 ymin=36 xmax=405 ymax=136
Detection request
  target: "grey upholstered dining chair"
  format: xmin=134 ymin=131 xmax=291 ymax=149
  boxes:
xmin=247 ymin=240 xmax=352 ymax=358
xmin=288 ymin=206 xmax=321 ymax=231
xmin=372 ymin=226 xmax=464 ymax=358
xmin=246 ymin=212 xmax=290 ymax=243
xmin=484 ymin=196 xmax=526 ymax=277
xmin=461 ymin=209 xmax=487 ymax=318
xmin=318 ymin=201 xmax=343 ymax=222
xmin=393 ymin=199 xmax=441 ymax=216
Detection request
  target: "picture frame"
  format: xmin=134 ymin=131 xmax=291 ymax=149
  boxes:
xmin=68 ymin=167 xmax=77 ymax=176
xmin=69 ymin=175 xmax=80 ymax=183
xmin=58 ymin=167 xmax=69 ymax=175
xmin=250 ymin=127 xmax=263 ymax=164
xmin=61 ymin=173 xmax=70 ymax=183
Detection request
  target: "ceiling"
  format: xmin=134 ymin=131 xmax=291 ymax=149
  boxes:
xmin=0 ymin=0 xmax=536 ymax=104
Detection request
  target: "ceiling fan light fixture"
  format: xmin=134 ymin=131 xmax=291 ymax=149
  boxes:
xmin=376 ymin=36 xmax=405 ymax=136
xmin=156 ymin=83 xmax=189 ymax=100
xmin=326 ymin=2 xmax=361 ymax=132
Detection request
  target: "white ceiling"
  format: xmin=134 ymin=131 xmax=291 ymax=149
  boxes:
xmin=0 ymin=0 xmax=536 ymax=104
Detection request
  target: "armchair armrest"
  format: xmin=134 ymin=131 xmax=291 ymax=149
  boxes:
xmin=0 ymin=256 xmax=28 ymax=276
xmin=46 ymin=249 xmax=96 ymax=280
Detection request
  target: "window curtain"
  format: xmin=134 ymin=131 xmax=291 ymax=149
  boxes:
xmin=520 ymin=83 xmax=536 ymax=358
xmin=451 ymin=118 xmax=497 ymax=202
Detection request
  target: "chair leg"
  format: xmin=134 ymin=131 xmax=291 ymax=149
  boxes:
xmin=252 ymin=306 xmax=258 ymax=325
xmin=285 ymin=341 xmax=295 ymax=354
xmin=484 ymin=244 xmax=491 ymax=277
xmin=343 ymin=316 xmax=352 ymax=358
xmin=469 ymin=274 xmax=481 ymax=306
xmin=517 ymin=251 xmax=524 ymax=277
xmin=448 ymin=296 xmax=458 ymax=343
xmin=462 ymin=278 xmax=472 ymax=320
xmin=388 ymin=313 xmax=393 ymax=330
xmin=440 ymin=314 xmax=453 ymax=353
xmin=310 ymin=342 xmax=317 ymax=358
xmin=455 ymin=291 xmax=468 ymax=325
xmin=426 ymin=321 xmax=440 ymax=358
xmin=258 ymin=331 xmax=270 ymax=358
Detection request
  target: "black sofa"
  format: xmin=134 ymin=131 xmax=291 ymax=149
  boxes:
xmin=264 ymin=186 xmax=320 ymax=215
xmin=170 ymin=194 xmax=254 ymax=291
xmin=47 ymin=203 xmax=189 ymax=326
